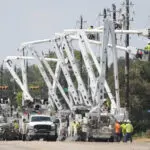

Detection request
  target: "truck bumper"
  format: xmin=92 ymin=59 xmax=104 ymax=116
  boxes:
xmin=27 ymin=130 xmax=57 ymax=140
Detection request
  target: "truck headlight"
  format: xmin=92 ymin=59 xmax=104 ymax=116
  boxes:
xmin=28 ymin=126 xmax=34 ymax=130
xmin=51 ymin=125 xmax=56 ymax=130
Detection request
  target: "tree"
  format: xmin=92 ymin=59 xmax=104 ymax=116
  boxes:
xmin=16 ymin=91 xmax=22 ymax=107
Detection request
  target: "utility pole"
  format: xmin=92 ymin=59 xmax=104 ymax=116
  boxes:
xmin=125 ymin=0 xmax=130 ymax=110
xmin=112 ymin=4 xmax=116 ymax=23
xmin=79 ymin=15 xmax=83 ymax=78
xmin=1 ymin=62 xmax=3 ymax=98
xmin=103 ymin=9 xmax=109 ymax=79
xmin=77 ymin=15 xmax=86 ymax=77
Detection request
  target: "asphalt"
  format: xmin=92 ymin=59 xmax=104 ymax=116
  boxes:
xmin=0 ymin=141 xmax=150 ymax=150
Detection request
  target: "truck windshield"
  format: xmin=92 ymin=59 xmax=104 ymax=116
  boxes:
xmin=31 ymin=116 xmax=51 ymax=122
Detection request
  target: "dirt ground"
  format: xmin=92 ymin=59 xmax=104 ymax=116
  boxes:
xmin=134 ymin=138 xmax=150 ymax=142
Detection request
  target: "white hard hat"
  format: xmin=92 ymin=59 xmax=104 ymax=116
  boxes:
xmin=126 ymin=119 xmax=131 ymax=123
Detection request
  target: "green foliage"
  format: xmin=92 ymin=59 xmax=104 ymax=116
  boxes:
xmin=16 ymin=91 xmax=22 ymax=107
xmin=108 ymin=59 xmax=150 ymax=133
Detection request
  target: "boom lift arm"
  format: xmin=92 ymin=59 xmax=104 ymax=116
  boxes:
xmin=33 ymin=48 xmax=73 ymax=109
xmin=76 ymin=30 xmax=117 ymax=110
xmin=30 ymin=47 xmax=63 ymax=111
xmin=77 ymin=30 xmax=97 ymax=103
xmin=54 ymin=39 xmax=83 ymax=106
xmin=61 ymin=36 xmax=92 ymax=107
xmin=4 ymin=58 xmax=33 ymax=103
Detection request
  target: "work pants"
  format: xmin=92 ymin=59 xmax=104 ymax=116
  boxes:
xmin=114 ymin=133 xmax=121 ymax=142
xmin=74 ymin=127 xmax=77 ymax=136
xmin=122 ymin=133 xmax=126 ymax=142
xmin=125 ymin=133 xmax=132 ymax=143
xmin=22 ymin=134 xmax=26 ymax=141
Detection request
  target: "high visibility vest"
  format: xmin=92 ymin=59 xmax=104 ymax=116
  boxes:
xmin=71 ymin=122 xmax=76 ymax=129
xmin=121 ymin=123 xmax=126 ymax=135
xmin=14 ymin=122 xmax=19 ymax=129
xmin=115 ymin=122 xmax=121 ymax=133
xmin=106 ymin=99 xmax=111 ymax=108
xmin=144 ymin=45 xmax=150 ymax=51
xmin=126 ymin=123 xmax=133 ymax=133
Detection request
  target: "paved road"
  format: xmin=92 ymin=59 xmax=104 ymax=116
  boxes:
xmin=0 ymin=141 xmax=150 ymax=150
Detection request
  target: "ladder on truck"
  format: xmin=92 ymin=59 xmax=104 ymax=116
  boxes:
xmin=4 ymin=56 xmax=33 ymax=104
xmin=30 ymin=47 xmax=72 ymax=110
xmin=53 ymin=39 xmax=83 ymax=107
xmin=65 ymin=29 xmax=117 ymax=112
xmin=54 ymin=37 xmax=92 ymax=107
xmin=20 ymin=40 xmax=83 ymax=112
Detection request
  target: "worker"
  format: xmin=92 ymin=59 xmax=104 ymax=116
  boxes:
xmin=59 ymin=118 xmax=68 ymax=139
xmin=13 ymin=120 xmax=19 ymax=130
xmin=87 ymin=25 xmax=95 ymax=40
xmin=76 ymin=121 xmax=82 ymax=136
xmin=136 ymin=49 xmax=143 ymax=59
xmin=144 ymin=41 xmax=150 ymax=53
xmin=124 ymin=120 xmax=133 ymax=143
xmin=144 ymin=41 xmax=150 ymax=61
xmin=21 ymin=118 xmax=27 ymax=141
xmin=74 ymin=121 xmax=78 ymax=137
xmin=71 ymin=121 xmax=76 ymax=136
xmin=106 ymin=98 xmax=111 ymax=112
xmin=114 ymin=120 xmax=121 ymax=142
xmin=121 ymin=121 xmax=126 ymax=142
xmin=68 ymin=114 xmax=73 ymax=136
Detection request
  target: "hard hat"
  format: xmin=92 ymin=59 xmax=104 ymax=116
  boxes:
xmin=126 ymin=119 xmax=130 ymax=123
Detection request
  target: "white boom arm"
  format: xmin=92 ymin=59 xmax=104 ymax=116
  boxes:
xmin=77 ymin=30 xmax=97 ymax=103
xmin=30 ymin=47 xmax=63 ymax=110
xmin=52 ymin=62 xmax=61 ymax=91
xmin=61 ymin=37 xmax=92 ymax=106
xmin=4 ymin=58 xmax=33 ymax=102
xmin=64 ymin=28 xmax=150 ymax=38
xmin=37 ymin=50 xmax=73 ymax=109
xmin=54 ymin=40 xmax=83 ymax=106
xmin=20 ymin=39 xmax=83 ymax=108
xmin=21 ymin=49 xmax=30 ymax=105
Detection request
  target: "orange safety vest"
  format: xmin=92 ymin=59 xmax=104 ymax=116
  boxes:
xmin=115 ymin=122 xmax=121 ymax=133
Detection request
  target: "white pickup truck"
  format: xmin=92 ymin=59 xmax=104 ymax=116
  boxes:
xmin=26 ymin=114 xmax=57 ymax=141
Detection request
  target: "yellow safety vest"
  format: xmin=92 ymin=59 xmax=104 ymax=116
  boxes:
xmin=121 ymin=123 xmax=126 ymax=135
xmin=144 ymin=45 xmax=150 ymax=51
xmin=14 ymin=122 xmax=19 ymax=129
xmin=126 ymin=123 xmax=133 ymax=133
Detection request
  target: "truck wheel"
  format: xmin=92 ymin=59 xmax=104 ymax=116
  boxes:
xmin=108 ymin=136 xmax=114 ymax=142
xmin=26 ymin=135 xmax=32 ymax=141
xmin=52 ymin=136 xmax=57 ymax=141
xmin=3 ymin=132 xmax=7 ymax=141
xmin=47 ymin=136 xmax=57 ymax=141
xmin=88 ymin=137 xmax=95 ymax=142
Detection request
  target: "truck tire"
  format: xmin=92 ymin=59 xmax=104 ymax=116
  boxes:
xmin=108 ymin=136 xmax=114 ymax=142
xmin=26 ymin=134 xmax=32 ymax=141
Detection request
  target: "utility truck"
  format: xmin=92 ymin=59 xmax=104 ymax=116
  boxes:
xmin=26 ymin=114 xmax=57 ymax=141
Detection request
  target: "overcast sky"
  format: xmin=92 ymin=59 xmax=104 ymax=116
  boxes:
xmin=0 ymin=0 xmax=150 ymax=64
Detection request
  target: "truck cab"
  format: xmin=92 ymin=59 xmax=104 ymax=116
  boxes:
xmin=26 ymin=114 xmax=57 ymax=141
